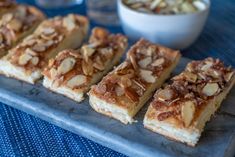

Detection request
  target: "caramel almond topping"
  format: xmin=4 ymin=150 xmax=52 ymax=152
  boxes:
xmin=67 ymin=74 xmax=86 ymax=88
xmin=57 ymin=57 xmax=76 ymax=75
xmin=181 ymin=101 xmax=195 ymax=127
xmin=139 ymin=69 xmax=156 ymax=83
xmin=151 ymin=58 xmax=165 ymax=67
xmin=202 ymin=83 xmax=219 ymax=96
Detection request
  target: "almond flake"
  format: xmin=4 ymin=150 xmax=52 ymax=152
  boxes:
xmin=119 ymin=77 xmax=132 ymax=88
xmin=57 ymin=57 xmax=76 ymax=75
xmin=82 ymin=59 xmax=93 ymax=76
xmin=31 ymin=57 xmax=39 ymax=65
xmin=115 ymin=85 xmax=125 ymax=96
xmin=181 ymin=101 xmax=195 ymax=127
xmin=50 ymin=68 xmax=58 ymax=78
xmin=151 ymin=58 xmax=165 ymax=67
xmin=138 ymin=57 xmax=152 ymax=68
xmin=157 ymin=88 xmax=174 ymax=102
xmin=129 ymin=53 xmax=138 ymax=70
xmin=32 ymin=44 xmax=46 ymax=52
xmin=82 ymin=45 xmax=95 ymax=62
xmin=224 ymin=71 xmax=234 ymax=82
xmin=19 ymin=53 xmax=32 ymax=65
xmin=2 ymin=13 xmax=13 ymax=24
xmin=202 ymin=83 xmax=219 ymax=96
xmin=7 ymin=18 xmax=22 ymax=32
xmin=201 ymin=61 xmax=213 ymax=71
xmin=63 ymin=15 xmax=76 ymax=31
xmin=67 ymin=75 xmax=86 ymax=88
xmin=140 ymin=69 xmax=156 ymax=83
xmin=42 ymin=27 xmax=55 ymax=35
xmin=25 ymin=48 xmax=37 ymax=56
xmin=183 ymin=71 xmax=197 ymax=82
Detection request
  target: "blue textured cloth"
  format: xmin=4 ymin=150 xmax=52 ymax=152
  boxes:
xmin=0 ymin=0 xmax=235 ymax=156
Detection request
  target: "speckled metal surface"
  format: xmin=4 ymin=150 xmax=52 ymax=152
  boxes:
xmin=0 ymin=57 xmax=234 ymax=157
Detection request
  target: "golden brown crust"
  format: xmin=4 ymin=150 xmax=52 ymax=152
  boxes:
xmin=0 ymin=5 xmax=45 ymax=54
xmin=43 ymin=27 xmax=128 ymax=92
xmin=146 ymin=57 xmax=235 ymax=128
xmin=90 ymin=39 xmax=181 ymax=110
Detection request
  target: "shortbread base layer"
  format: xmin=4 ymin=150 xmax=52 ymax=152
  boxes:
xmin=43 ymin=51 xmax=123 ymax=102
xmin=89 ymin=55 xmax=181 ymax=124
xmin=143 ymin=76 xmax=235 ymax=146
xmin=43 ymin=77 xmax=84 ymax=102
xmin=0 ymin=59 xmax=42 ymax=84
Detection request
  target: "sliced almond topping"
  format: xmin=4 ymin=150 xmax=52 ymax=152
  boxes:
xmin=19 ymin=53 xmax=32 ymax=65
xmin=129 ymin=53 xmax=138 ymax=70
xmin=115 ymin=85 xmax=125 ymax=96
xmin=146 ymin=46 xmax=155 ymax=56
xmin=201 ymin=61 xmax=213 ymax=71
xmin=139 ymin=69 xmax=156 ymax=83
xmin=93 ymin=56 xmax=105 ymax=71
xmin=100 ymin=48 xmax=113 ymax=59
xmin=183 ymin=71 xmax=197 ymax=82
xmin=138 ymin=57 xmax=152 ymax=68
xmin=25 ymin=48 xmax=37 ymax=56
xmin=151 ymin=58 xmax=165 ymax=67
xmin=157 ymin=88 xmax=175 ymax=102
xmin=42 ymin=27 xmax=55 ymax=35
xmin=224 ymin=71 xmax=234 ymax=82
xmin=125 ymin=87 xmax=139 ymax=102
xmin=202 ymin=83 xmax=219 ymax=96
xmin=7 ymin=18 xmax=22 ymax=32
xmin=2 ymin=13 xmax=13 ymax=24
xmin=63 ymin=15 xmax=76 ymax=31
xmin=119 ymin=77 xmax=132 ymax=88
xmin=81 ymin=45 xmax=95 ymax=62
xmin=181 ymin=101 xmax=195 ymax=127
xmin=31 ymin=57 xmax=39 ymax=65
xmin=67 ymin=74 xmax=86 ymax=88
xmin=57 ymin=57 xmax=76 ymax=75
xmin=50 ymin=68 xmax=57 ymax=78
xmin=82 ymin=59 xmax=93 ymax=76
xmin=32 ymin=44 xmax=46 ymax=52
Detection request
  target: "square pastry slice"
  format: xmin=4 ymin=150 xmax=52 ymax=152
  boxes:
xmin=0 ymin=14 xmax=89 ymax=84
xmin=89 ymin=39 xmax=181 ymax=124
xmin=144 ymin=57 xmax=235 ymax=146
xmin=0 ymin=5 xmax=45 ymax=57
xmin=42 ymin=27 xmax=128 ymax=102
xmin=0 ymin=0 xmax=16 ymax=17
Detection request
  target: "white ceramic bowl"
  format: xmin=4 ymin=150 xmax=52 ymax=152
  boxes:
xmin=118 ymin=0 xmax=210 ymax=49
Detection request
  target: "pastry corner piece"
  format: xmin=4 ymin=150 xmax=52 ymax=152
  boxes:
xmin=42 ymin=27 xmax=128 ymax=102
xmin=0 ymin=14 xmax=89 ymax=84
xmin=143 ymin=57 xmax=235 ymax=146
xmin=89 ymin=39 xmax=181 ymax=124
xmin=0 ymin=4 xmax=45 ymax=57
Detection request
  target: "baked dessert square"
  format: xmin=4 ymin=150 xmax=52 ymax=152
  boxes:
xmin=89 ymin=39 xmax=181 ymax=124
xmin=0 ymin=5 xmax=45 ymax=57
xmin=0 ymin=14 xmax=89 ymax=84
xmin=144 ymin=57 xmax=235 ymax=146
xmin=42 ymin=27 xmax=128 ymax=102
xmin=0 ymin=0 xmax=16 ymax=18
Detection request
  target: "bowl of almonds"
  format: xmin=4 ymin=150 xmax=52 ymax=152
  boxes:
xmin=118 ymin=0 xmax=210 ymax=49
